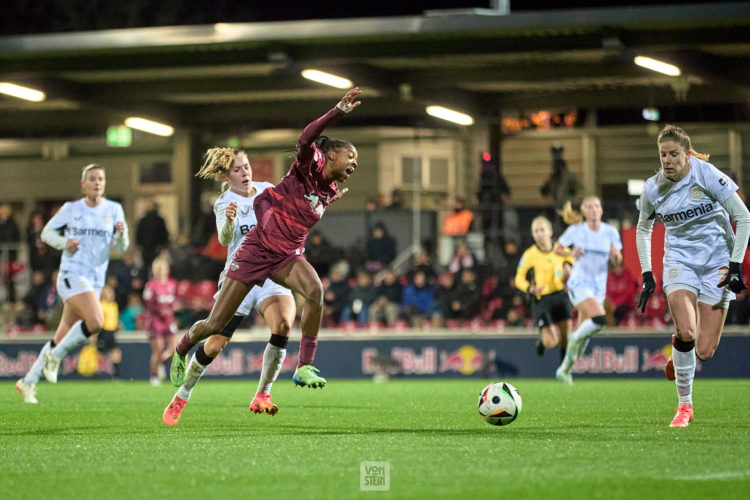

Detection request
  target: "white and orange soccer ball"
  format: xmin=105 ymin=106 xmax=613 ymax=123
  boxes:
xmin=477 ymin=381 xmax=522 ymax=426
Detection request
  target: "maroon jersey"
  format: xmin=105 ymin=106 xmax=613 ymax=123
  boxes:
xmin=142 ymin=278 xmax=177 ymax=333
xmin=253 ymin=106 xmax=345 ymax=255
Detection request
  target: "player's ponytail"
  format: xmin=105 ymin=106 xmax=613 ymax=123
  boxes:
xmin=657 ymin=124 xmax=710 ymax=162
xmin=197 ymin=147 xmax=245 ymax=193
xmin=557 ymin=201 xmax=583 ymax=225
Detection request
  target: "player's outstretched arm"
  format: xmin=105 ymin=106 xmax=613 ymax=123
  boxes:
xmin=297 ymin=87 xmax=362 ymax=162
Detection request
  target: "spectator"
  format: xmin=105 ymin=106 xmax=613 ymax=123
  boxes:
xmin=442 ymin=198 xmax=474 ymax=238
xmin=306 ymin=231 xmax=338 ymax=278
xmin=402 ymin=270 xmax=434 ymax=327
xmin=369 ymin=268 xmax=404 ymax=327
xmin=448 ymin=241 xmax=477 ymax=276
xmin=365 ymin=222 xmax=397 ymax=273
xmin=135 ymin=200 xmax=169 ymax=277
xmin=119 ymin=293 xmax=144 ymax=332
xmin=386 ymin=188 xmax=404 ymax=210
xmin=496 ymin=239 xmax=522 ymax=287
xmin=539 ymin=144 xmax=582 ymax=233
xmin=606 ymin=261 xmax=639 ymax=325
xmin=26 ymin=211 xmax=58 ymax=276
xmin=431 ymin=271 xmax=459 ymax=325
xmin=0 ymin=203 xmax=21 ymax=303
xmin=323 ymin=265 xmax=350 ymax=326
xmin=409 ymin=248 xmax=437 ymax=284
xmin=18 ymin=270 xmax=50 ymax=329
xmin=341 ymin=271 xmax=379 ymax=326
xmin=450 ymin=269 xmax=483 ymax=321
xmin=168 ymin=233 xmax=196 ymax=281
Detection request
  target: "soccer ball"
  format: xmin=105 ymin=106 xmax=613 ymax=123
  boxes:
xmin=478 ymin=381 xmax=522 ymax=426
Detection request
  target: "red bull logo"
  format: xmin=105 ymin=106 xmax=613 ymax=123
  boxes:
xmin=362 ymin=345 xmax=494 ymax=375
xmin=439 ymin=345 xmax=491 ymax=375
xmin=641 ymin=345 xmax=672 ymax=372
xmin=572 ymin=346 xmax=639 ymax=374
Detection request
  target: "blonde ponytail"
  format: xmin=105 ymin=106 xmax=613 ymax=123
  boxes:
xmin=196 ymin=147 xmax=245 ymax=193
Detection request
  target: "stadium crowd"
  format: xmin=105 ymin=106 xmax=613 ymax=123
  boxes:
xmin=2 ymin=197 xmax=749 ymax=337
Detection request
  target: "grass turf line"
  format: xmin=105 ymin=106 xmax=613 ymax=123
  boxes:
xmin=3 ymin=379 xmax=749 ymax=500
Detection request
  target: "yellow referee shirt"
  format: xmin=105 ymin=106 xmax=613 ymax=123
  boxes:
xmin=515 ymin=245 xmax=573 ymax=298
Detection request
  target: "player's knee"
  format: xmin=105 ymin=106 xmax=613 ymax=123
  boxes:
xmin=591 ymin=315 xmax=606 ymax=327
xmin=305 ymin=282 xmax=325 ymax=310
xmin=272 ymin=317 xmax=292 ymax=337
xmin=696 ymin=346 xmax=715 ymax=361
xmin=84 ymin=318 xmax=103 ymax=336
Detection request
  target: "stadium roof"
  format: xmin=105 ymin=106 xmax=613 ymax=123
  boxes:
xmin=0 ymin=2 xmax=749 ymax=138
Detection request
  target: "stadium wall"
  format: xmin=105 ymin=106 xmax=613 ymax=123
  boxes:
xmin=2 ymin=328 xmax=748 ymax=381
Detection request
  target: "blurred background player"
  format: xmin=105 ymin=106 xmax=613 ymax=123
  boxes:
xmin=167 ymin=87 xmax=362 ymax=418
xmin=515 ymin=216 xmax=573 ymax=361
xmin=98 ymin=284 xmax=122 ymax=379
xmin=636 ymin=124 xmax=749 ymax=427
xmin=16 ymin=164 xmax=128 ymax=403
xmin=164 ymin=147 xmax=296 ymax=425
xmin=554 ymin=196 xmax=622 ymax=384
xmin=143 ymin=257 xmax=177 ymax=385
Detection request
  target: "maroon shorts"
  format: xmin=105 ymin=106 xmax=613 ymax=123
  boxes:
xmin=226 ymin=230 xmax=305 ymax=286
xmin=146 ymin=318 xmax=175 ymax=340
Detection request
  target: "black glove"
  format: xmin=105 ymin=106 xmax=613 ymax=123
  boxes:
xmin=718 ymin=262 xmax=747 ymax=293
xmin=637 ymin=271 xmax=656 ymax=313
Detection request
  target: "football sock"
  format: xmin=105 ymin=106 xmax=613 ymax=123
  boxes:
xmin=298 ymin=336 xmax=318 ymax=367
xmin=176 ymin=332 xmax=195 ymax=357
xmin=50 ymin=320 xmax=88 ymax=359
xmin=177 ymin=344 xmax=214 ymax=400
xmin=257 ymin=335 xmax=288 ymax=394
xmin=558 ymin=318 xmax=604 ymax=372
xmin=672 ymin=337 xmax=695 ymax=406
xmin=23 ymin=341 xmax=51 ymax=385
xmin=112 ymin=362 xmax=120 ymax=378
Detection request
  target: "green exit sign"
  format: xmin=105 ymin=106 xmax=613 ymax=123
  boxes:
xmin=107 ymin=126 xmax=132 ymax=147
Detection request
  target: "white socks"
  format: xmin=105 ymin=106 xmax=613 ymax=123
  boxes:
xmin=559 ymin=319 xmax=604 ymax=372
xmin=49 ymin=320 xmax=88 ymax=359
xmin=673 ymin=346 xmax=696 ymax=406
xmin=23 ymin=341 xmax=51 ymax=385
xmin=257 ymin=344 xmax=286 ymax=395
xmin=177 ymin=354 xmax=207 ymax=401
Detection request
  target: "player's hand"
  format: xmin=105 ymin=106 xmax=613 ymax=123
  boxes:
xmin=337 ymin=87 xmax=362 ymax=113
xmin=225 ymin=201 xmax=238 ymax=221
xmin=66 ymin=238 xmax=80 ymax=254
xmin=609 ymin=245 xmax=622 ymax=266
xmin=572 ymin=247 xmax=584 ymax=258
xmin=718 ymin=262 xmax=747 ymax=293
xmin=637 ymin=271 xmax=656 ymax=313
xmin=114 ymin=221 xmax=125 ymax=234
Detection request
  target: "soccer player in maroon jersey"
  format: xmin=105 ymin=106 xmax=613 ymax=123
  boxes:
xmin=143 ymin=257 xmax=178 ymax=385
xmin=168 ymin=88 xmax=361 ymax=399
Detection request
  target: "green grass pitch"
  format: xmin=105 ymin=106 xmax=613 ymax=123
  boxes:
xmin=3 ymin=378 xmax=749 ymax=499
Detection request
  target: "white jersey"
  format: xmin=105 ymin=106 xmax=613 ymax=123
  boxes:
xmin=638 ymin=156 xmax=737 ymax=268
xmin=214 ymin=182 xmax=274 ymax=283
xmin=42 ymin=198 xmax=129 ymax=287
xmin=559 ymin=221 xmax=622 ymax=293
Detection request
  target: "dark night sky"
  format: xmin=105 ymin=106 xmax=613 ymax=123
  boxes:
xmin=0 ymin=0 xmax=742 ymax=36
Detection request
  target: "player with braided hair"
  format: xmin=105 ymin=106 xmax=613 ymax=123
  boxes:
xmin=165 ymin=87 xmax=362 ymax=422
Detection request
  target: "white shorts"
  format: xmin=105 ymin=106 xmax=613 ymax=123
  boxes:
xmin=214 ymin=277 xmax=293 ymax=317
xmin=57 ymin=271 xmax=102 ymax=302
xmin=663 ymin=262 xmax=734 ymax=309
xmin=567 ymin=282 xmax=605 ymax=308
